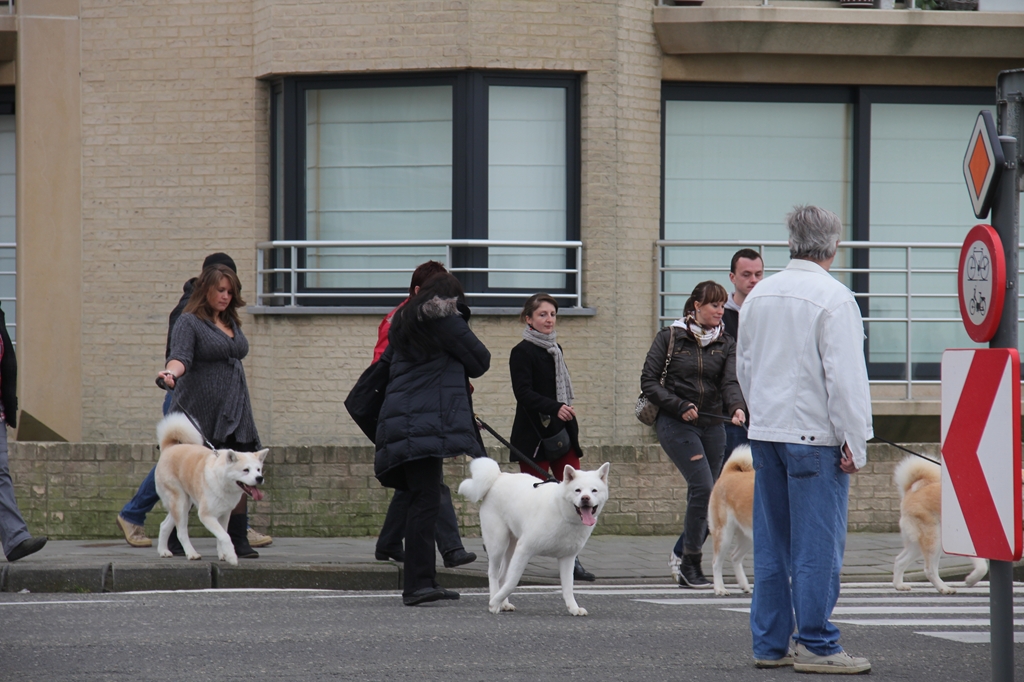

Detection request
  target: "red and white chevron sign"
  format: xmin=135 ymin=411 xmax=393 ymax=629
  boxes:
xmin=940 ymin=348 xmax=1022 ymax=561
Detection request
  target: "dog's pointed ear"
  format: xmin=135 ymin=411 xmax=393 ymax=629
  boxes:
xmin=226 ymin=450 xmax=238 ymax=463
xmin=254 ymin=448 xmax=269 ymax=463
xmin=563 ymin=465 xmax=577 ymax=482
xmin=598 ymin=462 xmax=610 ymax=484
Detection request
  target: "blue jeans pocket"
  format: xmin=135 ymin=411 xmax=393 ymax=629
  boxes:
xmin=787 ymin=446 xmax=820 ymax=479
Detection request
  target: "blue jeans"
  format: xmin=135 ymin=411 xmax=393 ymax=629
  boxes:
xmin=724 ymin=422 xmax=749 ymax=459
xmin=749 ymin=440 xmax=849 ymax=659
xmin=120 ymin=394 xmax=173 ymax=526
xmin=0 ymin=424 xmax=32 ymax=555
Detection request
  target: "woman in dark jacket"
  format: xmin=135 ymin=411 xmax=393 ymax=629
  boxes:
xmin=640 ymin=280 xmax=746 ymax=589
xmin=374 ymin=273 xmax=490 ymax=606
xmin=509 ymin=292 xmax=594 ymax=582
xmin=157 ymin=263 xmax=262 ymax=559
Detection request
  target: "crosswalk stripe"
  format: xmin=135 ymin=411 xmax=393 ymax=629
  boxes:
xmin=917 ymin=632 xmax=1024 ymax=644
xmin=832 ymin=618 xmax=1024 ymax=627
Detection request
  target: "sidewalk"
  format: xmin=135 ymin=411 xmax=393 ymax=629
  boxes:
xmin=3 ymin=533 xmax=1015 ymax=594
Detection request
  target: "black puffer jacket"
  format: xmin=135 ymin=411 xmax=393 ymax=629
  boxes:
xmin=640 ymin=326 xmax=745 ymax=428
xmin=374 ymin=297 xmax=491 ymax=489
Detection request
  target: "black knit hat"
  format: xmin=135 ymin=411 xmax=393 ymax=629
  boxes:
xmin=202 ymin=252 xmax=237 ymax=273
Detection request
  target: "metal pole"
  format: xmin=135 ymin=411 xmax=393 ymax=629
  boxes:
xmin=988 ymin=120 xmax=1019 ymax=682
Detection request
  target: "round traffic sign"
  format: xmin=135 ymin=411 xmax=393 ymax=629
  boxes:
xmin=958 ymin=223 xmax=1006 ymax=343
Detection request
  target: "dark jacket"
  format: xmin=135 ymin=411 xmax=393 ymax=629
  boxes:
xmin=509 ymin=340 xmax=582 ymax=461
xmin=166 ymin=279 xmax=195 ymax=360
xmin=723 ymin=308 xmax=739 ymax=341
xmin=640 ymin=326 xmax=745 ymax=428
xmin=0 ymin=304 xmax=17 ymax=428
xmin=374 ymin=297 xmax=491 ymax=489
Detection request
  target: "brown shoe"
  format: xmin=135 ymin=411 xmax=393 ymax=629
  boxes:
xmin=247 ymin=527 xmax=273 ymax=548
xmin=116 ymin=515 xmax=152 ymax=548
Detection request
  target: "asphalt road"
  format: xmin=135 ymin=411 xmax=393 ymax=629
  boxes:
xmin=0 ymin=583 xmax=1021 ymax=681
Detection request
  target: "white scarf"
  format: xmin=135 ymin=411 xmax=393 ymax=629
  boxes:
xmin=522 ymin=327 xmax=574 ymax=406
xmin=671 ymin=313 xmax=723 ymax=348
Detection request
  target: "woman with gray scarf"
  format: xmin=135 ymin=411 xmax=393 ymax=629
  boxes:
xmin=509 ymin=292 xmax=595 ymax=582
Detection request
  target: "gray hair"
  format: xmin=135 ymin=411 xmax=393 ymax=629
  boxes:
xmin=787 ymin=205 xmax=843 ymax=262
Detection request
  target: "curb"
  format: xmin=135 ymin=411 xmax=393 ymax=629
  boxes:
xmin=0 ymin=562 xmax=523 ymax=594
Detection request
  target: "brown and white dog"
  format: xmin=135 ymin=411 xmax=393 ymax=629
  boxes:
xmin=892 ymin=456 xmax=988 ymax=594
xmin=154 ymin=413 xmax=268 ymax=566
xmin=708 ymin=444 xmax=754 ymax=596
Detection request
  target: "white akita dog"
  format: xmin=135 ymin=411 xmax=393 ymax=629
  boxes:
xmin=154 ymin=413 xmax=268 ymax=566
xmin=459 ymin=457 xmax=610 ymax=616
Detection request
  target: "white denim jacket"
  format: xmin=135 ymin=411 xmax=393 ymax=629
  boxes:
xmin=736 ymin=259 xmax=873 ymax=468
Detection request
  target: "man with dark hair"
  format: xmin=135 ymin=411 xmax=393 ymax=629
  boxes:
xmin=116 ymin=253 xmax=273 ymax=551
xmin=723 ymin=248 xmax=763 ymax=340
xmin=372 ymin=261 xmax=477 ymax=569
xmin=722 ymin=249 xmax=763 ymax=456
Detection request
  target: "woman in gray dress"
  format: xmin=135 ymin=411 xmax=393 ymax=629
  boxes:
xmin=156 ymin=263 xmax=261 ymax=558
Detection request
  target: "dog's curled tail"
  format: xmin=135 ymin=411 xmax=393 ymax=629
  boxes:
xmin=157 ymin=413 xmax=204 ymax=450
xmin=722 ymin=444 xmax=753 ymax=475
xmin=893 ymin=455 xmax=939 ymax=499
xmin=458 ymin=457 xmax=501 ymax=503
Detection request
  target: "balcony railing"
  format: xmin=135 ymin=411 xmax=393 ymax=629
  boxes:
xmin=657 ymin=239 xmax=1023 ymax=400
xmin=255 ymin=239 xmax=585 ymax=311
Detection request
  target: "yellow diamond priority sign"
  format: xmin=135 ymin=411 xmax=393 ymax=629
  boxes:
xmin=963 ymin=110 xmax=1004 ymax=220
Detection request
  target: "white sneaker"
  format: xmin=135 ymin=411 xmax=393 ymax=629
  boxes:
xmin=793 ymin=643 xmax=871 ymax=674
xmin=668 ymin=552 xmax=682 ymax=584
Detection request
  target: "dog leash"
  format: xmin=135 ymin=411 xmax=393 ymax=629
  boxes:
xmin=474 ymin=416 xmax=559 ymax=487
xmin=870 ymin=436 xmax=941 ymax=466
xmin=693 ymin=411 xmax=749 ymax=431
xmin=155 ymin=376 xmax=218 ymax=452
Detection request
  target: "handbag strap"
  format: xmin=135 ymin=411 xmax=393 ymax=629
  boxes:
xmin=658 ymin=327 xmax=676 ymax=387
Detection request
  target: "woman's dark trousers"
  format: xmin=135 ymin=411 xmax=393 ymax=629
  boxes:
xmin=377 ymin=483 xmax=463 ymax=556
xmin=655 ymin=414 xmax=726 ymax=557
xmin=399 ymin=457 xmax=443 ymax=596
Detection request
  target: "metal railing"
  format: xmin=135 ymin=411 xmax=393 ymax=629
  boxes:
xmin=255 ymin=239 xmax=584 ymax=309
xmin=657 ymin=239 xmax=1023 ymax=400
xmin=0 ymin=241 xmax=14 ymax=344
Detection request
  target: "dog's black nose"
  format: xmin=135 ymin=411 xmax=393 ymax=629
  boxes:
xmin=256 ymin=476 xmax=264 ymax=484
xmin=581 ymin=495 xmax=590 ymax=504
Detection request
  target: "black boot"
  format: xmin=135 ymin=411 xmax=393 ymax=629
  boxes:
xmin=573 ymin=557 xmax=596 ymax=582
xmin=167 ymin=529 xmax=186 ymax=557
xmin=678 ymin=553 xmax=711 ymax=589
xmin=227 ymin=513 xmax=258 ymax=559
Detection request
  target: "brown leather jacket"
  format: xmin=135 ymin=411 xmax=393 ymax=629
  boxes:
xmin=640 ymin=326 xmax=746 ymax=427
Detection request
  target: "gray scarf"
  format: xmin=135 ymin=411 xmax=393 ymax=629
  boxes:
xmin=522 ymin=326 xmax=574 ymax=406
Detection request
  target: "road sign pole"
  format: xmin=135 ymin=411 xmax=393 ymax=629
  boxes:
xmin=989 ymin=69 xmax=1021 ymax=682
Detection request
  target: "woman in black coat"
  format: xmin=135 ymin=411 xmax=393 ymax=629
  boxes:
xmin=508 ymin=292 xmax=595 ymax=582
xmin=374 ymin=273 xmax=491 ymax=606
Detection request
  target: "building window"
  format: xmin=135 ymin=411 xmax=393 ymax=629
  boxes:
xmin=269 ymin=72 xmax=580 ymax=307
xmin=661 ymin=84 xmax=1009 ymax=381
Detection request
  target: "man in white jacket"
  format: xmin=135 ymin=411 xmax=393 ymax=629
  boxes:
xmin=736 ymin=205 xmax=873 ymax=674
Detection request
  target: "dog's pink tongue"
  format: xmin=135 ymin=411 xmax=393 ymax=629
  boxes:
xmin=243 ymin=485 xmax=264 ymax=501
xmin=580 ymin=507 xmax=597 ymax=526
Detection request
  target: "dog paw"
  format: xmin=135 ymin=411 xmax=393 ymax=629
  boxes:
xmin=500 ymin=600 xmax=515 ymax=612
xmin=187 ymin=552 xmax=202 ymax=561
xmin=741 ymin=585 xmax=752 ymax=594
xmin=488 ymin=602 xmax=503 ymax=615
xmin=158 ymin=549 xmax=172 ymax=558
xmin=938 ymin=586 xmax=956 ymax=595
xmin=713 ymin=587 xmax=730 ymax=596
xmin=568 ymin=606 xmax=588 ymax=617
xmin=894 ymin=583 xmax=912 ymax=592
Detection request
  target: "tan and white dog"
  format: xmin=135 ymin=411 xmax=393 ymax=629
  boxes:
xmin=154 ymin=413 xmax=268 ymax=566
xmin=458 ymin=457 xmax=610 ymax=616
xmin=892 ymin=456 xmax=988 ymax=594
xmin=708 ymin=444 xmax=754 ymax=596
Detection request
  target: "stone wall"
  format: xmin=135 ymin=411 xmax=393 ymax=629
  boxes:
xmin=9 ymin=441 xmax=923 ymax=539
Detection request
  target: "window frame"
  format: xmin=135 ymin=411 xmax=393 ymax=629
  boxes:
xmin=660 ymin=82 xmax=993 ymax=381
xmin=270 ymin=71 xmax=582 ymax=308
